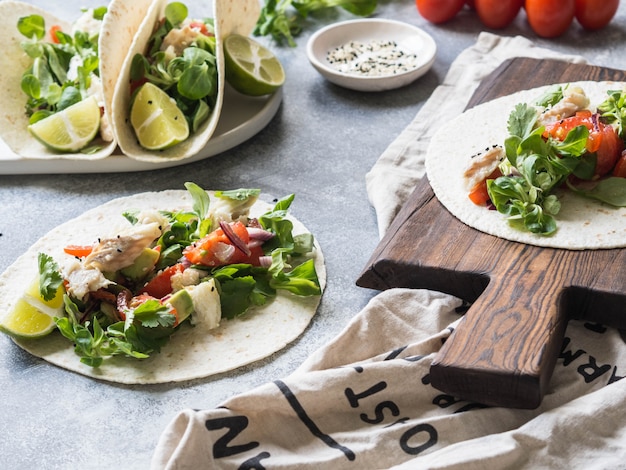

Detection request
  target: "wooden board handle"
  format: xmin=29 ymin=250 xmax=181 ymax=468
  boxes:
xmin=430 ymin=249 xmax=570 ymax=409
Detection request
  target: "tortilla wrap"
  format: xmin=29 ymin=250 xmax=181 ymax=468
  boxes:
xmin=0 ymin=1 xmax=120 ymax=160
xmin=0 ymin=190 xmax=325 ymax=384
xmin=110 ymin=0 xmax=261 ymax=162
xmin=425 ymin=81 xmax=626 ymax=250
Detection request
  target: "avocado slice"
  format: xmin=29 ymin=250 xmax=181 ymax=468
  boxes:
xmin=120 ymin=247 xmax=160 ymax=281
xmin=164 ymin=288 xmax=194 ymax=324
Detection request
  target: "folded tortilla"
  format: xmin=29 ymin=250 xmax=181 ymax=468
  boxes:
xmin=110 ymin=0 xmax=261 ymax=162
xmin=0 ymin=1 xmax=128 ymax=160
xmin=0 ymin=190 xmax=325 ymax=384
xmin=425 ymin=81 xmax=626 ymax=250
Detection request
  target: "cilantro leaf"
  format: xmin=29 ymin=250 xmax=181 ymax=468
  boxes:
xmin=37 ymin=253 xmax=63 ymax=301
xmin=507 ymin=103 xmax=539 ymax=139
xmin=132 ymin=299 xmax=176 ymax=328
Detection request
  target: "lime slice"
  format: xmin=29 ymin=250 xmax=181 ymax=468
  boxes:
xmin=28 ymin=96 xmax=101 ymax=152
xmin=224 ymin=34 xmax=285 ymax=96
xmin=130 ymin=82 xmax=190 ymax=150
xmin=0 ymin=280 xmax=65 ymax=339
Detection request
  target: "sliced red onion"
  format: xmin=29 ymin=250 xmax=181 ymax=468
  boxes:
xmin=248 ymin=239 xmax=264 ymax=249
xmin=258 ymin=255 xmax=272 ymax=268
xmin=214 ymin=242 xmax=236 ymax=263
xmin=591 ymin=112 xmax=600 ymax=132
xmin=220 ymin=221 xmax=251 ymax=257
xmin=247 ymin=226 xmax=275 ymax=241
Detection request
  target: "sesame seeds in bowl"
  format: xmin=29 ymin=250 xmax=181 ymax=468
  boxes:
xmin=306 ymin=19 xmax=437 ymax=92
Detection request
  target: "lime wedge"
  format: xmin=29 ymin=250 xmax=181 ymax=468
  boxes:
xmin=224 ymin=34 xmax=285 ymax=96
xmin=130 ymin=82 xmax=190 ymax=150
xmin=28 ymin=96 xmax=101 ymax=152
xmin=0 ymin=280 xmax=65 ymax=339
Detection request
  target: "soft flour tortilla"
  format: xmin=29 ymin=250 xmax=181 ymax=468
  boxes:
xmin=99 ymin=0 xmax=154 ymax=144
xmin=425 ymin=80 xmax=626 ymax=250
xmin=111 ymin=0 xmax=261 ymax=162
xmin=0 ymin=1 xmax=120 ymax=160
xmin=0 ymin=190 xmax=326 ymax=384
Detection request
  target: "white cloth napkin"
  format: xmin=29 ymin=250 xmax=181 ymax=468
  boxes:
xmin=152 ymin=33 xmax=626 ymax=469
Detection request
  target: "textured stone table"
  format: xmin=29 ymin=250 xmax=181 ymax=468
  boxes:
xmin=0 ymin=1 xmax=625 ymax=468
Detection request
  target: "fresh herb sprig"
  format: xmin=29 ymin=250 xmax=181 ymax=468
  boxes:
xmin=254 ymin=0 xmax=377 ymax=47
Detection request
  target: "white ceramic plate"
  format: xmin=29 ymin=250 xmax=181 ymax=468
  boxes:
xmin=306 ymin=18 xmax=436 ymax=92
xmin=0 ymin=84 xmax=282 ymax=175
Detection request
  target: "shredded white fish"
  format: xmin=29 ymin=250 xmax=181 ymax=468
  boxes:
xmin=326 ymin=40 xmax=419 ymax=77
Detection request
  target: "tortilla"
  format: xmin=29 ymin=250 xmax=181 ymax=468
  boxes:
xmin=110 ymin=0 xmax=261 ymax=162
xmin=0 ymin=1 xmax=119 ymax=160
xmin=0 ymin=190 xmax=325 ymax=384
xmin=425 ymin=81 xmax=626 ymax=250
xmin=99 ymin=0 xmax=154 ymax=144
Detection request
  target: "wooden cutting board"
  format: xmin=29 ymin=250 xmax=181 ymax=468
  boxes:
xmin=357 ymin=58 xmax=626 ymax=409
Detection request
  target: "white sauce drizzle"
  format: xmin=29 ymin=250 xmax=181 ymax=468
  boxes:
xmin=326 ymin=40 xmax=419 ymax=77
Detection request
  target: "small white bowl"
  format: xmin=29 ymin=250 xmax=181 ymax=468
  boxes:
xmin=306 ymin=18 xmax=437 ymax=92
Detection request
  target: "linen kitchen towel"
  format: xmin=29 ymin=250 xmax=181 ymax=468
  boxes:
xmin=152 ymin=288 xmax=626 ymax=469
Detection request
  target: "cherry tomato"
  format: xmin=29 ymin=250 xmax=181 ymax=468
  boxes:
xmin=415 ymin=0 xmax=465 ymax=23
xmin=141 ymin=263 xmax=186 ymax=298
xmin=475 ymin=0 xmax=524 ymax=29
xmin=525 ymin=0 xmax=575 ymax=37
xmin=544 ymin=111 xmax=623 ymax=177
xmin=468 ymin=167 xmax=502 ymax=206
xmin=183 ymin=221 xmax=263 ymax=267
xmin=613 ymin=151 xmax=626 ymax=178
xmin=575 ymin=0 xmax=619 ymax=30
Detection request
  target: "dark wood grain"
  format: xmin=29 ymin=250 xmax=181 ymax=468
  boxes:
xmin=357 ymin=58 xmax=626 ymax=409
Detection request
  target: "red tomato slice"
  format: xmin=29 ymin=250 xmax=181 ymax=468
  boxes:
xmin=189 ymin=21 xmax=211 ymax=36
xmin=49 ymin=25 xmax=62 ymax=44
xmin=64 ymin=244 xmax=94 ymax=258
xmin=140 ymin=263 xmax=185 ymax=298
xmin=468 ymin=167 xmax=502 ymax=206
xmin=183 ymin=221 xmax=262 ymax=267
xmin=613 ymin=151 xmax=626 ymax=178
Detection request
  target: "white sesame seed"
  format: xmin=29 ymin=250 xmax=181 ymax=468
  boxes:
xmin=326 ymin=39 xmax=419 ymax=77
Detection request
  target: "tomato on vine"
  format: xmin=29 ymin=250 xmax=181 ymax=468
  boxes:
xmin=525 ymin=0 xmax=575 ymax=37
xmin=575 ymin=0 xmax=619 ymax=30
xmin=415 ymin=0 xmax=465 ymax=23
xmin=475 ymin=0 xmax=524 ymax=29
